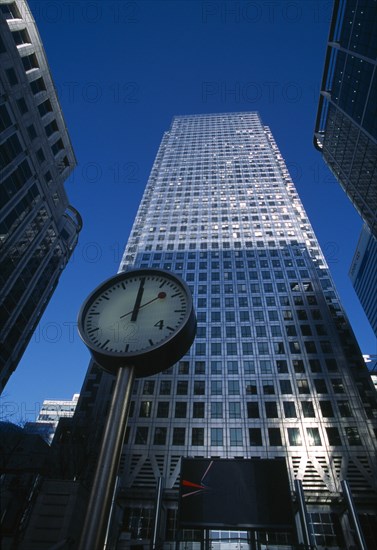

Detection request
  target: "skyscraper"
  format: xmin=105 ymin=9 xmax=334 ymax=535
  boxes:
xmin=71 ymin=112 xmax=377 ymax=550
xmin=0 ymin=0 xmax=82 ymax=391
xmin=349 ymin=224 xmax=377 ymax=338
xmin=313 ymin=0 xmax=377 ymax=239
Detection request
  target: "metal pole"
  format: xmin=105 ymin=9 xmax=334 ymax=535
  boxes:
xmin=78 ymin=365 xmax=135 ymax=550
xmin=294 ymin=479 xmax=315 ymax=549
xmin=341 ymin=480 xmax=368 ymax=550
xmin=151 ymin=476 xmax=164 ymax=550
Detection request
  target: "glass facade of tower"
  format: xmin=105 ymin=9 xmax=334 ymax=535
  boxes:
xmin=314 ymin=0 xmax=377 ymax=238
xmin=0 ymin=0 xmax=82 ymax=391
xmin=76 ymin=112 xmax=377 ymax=550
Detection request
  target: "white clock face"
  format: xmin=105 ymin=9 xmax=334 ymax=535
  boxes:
xmin=82 ymin=272 xmax=189 ymax=355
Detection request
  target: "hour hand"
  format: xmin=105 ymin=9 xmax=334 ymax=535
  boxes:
xmin=130 ymin=278 xmax=145 ymax=322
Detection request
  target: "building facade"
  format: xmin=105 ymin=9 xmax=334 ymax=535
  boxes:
xmin=313 ymin=0 xmax=377 ymax=238
xmin=349 ymin=224 xmax=377 ymax=338
xmin=24 ymin=393 xmax=79 ymax=444
xmin=0 ymin=0 xmax=82 ymax=391
xmin=73 ymin=112 xmax=377 ymax=550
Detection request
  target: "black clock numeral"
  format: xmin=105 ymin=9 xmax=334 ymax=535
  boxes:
xmin=167 ymin=326 xmax=175 ymax=332
xmin=125 ymin=344 xmax=129 ymax=352
xmin=159 ymin=281 xmax=167 ymax=288
xmin=149 ymin=339 xmax=154 ymax=346
xmin=154 ymin=320 xmax=164 ymax=330
xmin=101 ymin=339 xmax=110 ymax=349
xmin=171 ymin=292 xmax=181 ymax=298
xmin=174 ymin=309 xmax=185 ymax=313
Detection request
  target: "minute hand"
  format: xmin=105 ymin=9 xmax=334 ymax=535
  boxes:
xmin=130 ymin=278 xmax=145 ymax=322
xmin=120 ymin=292 xmax=166 ymax=319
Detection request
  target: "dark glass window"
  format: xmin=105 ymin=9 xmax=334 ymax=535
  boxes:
xmin=193 ymin=402 xmax=205 ymax=418
xmin=153 ymin=427 xmax=167 ymax=445
xmin=135 ymin=427 xmax=148 ymax=445
xmin=268 ymin=428 xmax=282 ymax=446
xmin=302 ymin=401 xmax=315 ymax=417
xmin=191 ymin=428 xmax=204 ymax=446
xmin=283 ymin=401 xmax=296 ymax=418
xmin=172 ymin=427 xmax=185 ymax=445
xmin=326 ymin=427 xmax=342 ymax=446
xmin=319 ymin=400 xmax=334 ymax=417
xmin=246 ymin=402 xmax=259 ymax=418
xmin=249 ymin=428 xmax=262 ymax=446
xmin=156 ymin=402 xmax=169 ymax=418
xmin=175 ymin=402 xmax=187 ymax=418
xmin=265 ymin=401 xmax=278 ymax=418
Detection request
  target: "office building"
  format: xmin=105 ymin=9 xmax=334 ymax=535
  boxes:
xmin=73 ymin=112 xmax=377 ymax=550
xmin=313 ymin=0 xmax=377 ymax=238
xmin=24 ymin=393 xmax=79 ymax=444
xmin=349 ymin=224 xmax=377 ymax=338
xmin=0 ymin=0 xmax=82 ymax=392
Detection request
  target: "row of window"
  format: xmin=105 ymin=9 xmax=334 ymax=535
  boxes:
xmin=128 ymin=425 xmax=363 ymax=447
xmin=131 ymin=399 xmax=357 ymax=420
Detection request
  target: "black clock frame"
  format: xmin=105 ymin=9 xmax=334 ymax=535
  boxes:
xmin=78 ymin=268 xmax=197 ymax=377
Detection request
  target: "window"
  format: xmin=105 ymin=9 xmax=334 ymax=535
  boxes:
xmin=280 ymin=380 xmax=292 ymax=394
xmin=178 ymin=361 xmax=189 ymax=374
xmin=157 ymin=402 xmax=169 ymax=418
xmin=153 ymin=427 xmax=167 ymax=445
xmin=258 ymin=342 xmax=269 ymax=355
xmin=276 ymin=360 xmax=288 ymax=373
xmin=228 ymin=380 xmax=240 ymax=395
xmin=268 ymin=428 xmax=282 ymax=446
xmin=244 ymin=360 xmax=255 ymax=374
xmin=6 ymin=68 xmax=18 ymax=86
xmin=245 ymin=380 xmax=257 ymax=394
xmin=195 ymin=361 xmax=205 ymax=374
xmin=319 ymin=400 xmax=334 ymax=417
xmin=230 ymin=428 xmax=243 ymax=446
xmin=314 ymin=379 xmax=328 ymax=394
xmin=159 ymin=380 xmax=171 ymax=395
xmin=143 ymin=381 xmax=155 ymax=395
xmin=211 ymin=361 xmax=222 ymax=374
xmin=283 ymin=402 xmax=296 ymax=418
xmin=227 ymin=361 xmax=238 ymax=374
xmin=177 ymin=381 xmax=188 ymax=395
xmin=262 ymin=380 xmax=274 ymax=395
xmin=338 ymin=401 xmax=352 ymax=417
xmin=175 ymin=402 xmax=187 ymax=418
xmin=345 ymin=427 xmax=362 ymax=446
xmin=302 ymin=401 xmax=315 ymax=417
xmin=293 ymin=360 xmax=305 ymax=373
xmin=172 ymin=427 xmax=185 ymax=445
xmin=249 ymin=428 xmax=262 ymax=446
xmin=211 ymin=428 xmax=223 ymax=446
xmin=211 ymin=380 xmax=222 ymax=395
xmin=246 ymin=402 xmax=259 ymax=418
xmin=193 ymin=402 xmax=205 ymax=418
xmin=30 ymin=77 xmax=46 ymax=94
xmin=287 ymin=428 xmax=302 ymax=445
xmin=331 ymin=378 xmax=345 ymax=393
xmin=307 ymin=427 xmax=321 ymax=446
xmin=326 ymin=427 xmax=342 ymax=446
xmin=139 ymin=401 xmax=152 ymax=418
xmin=265 ymin=401 xmax=278 ymax=418
xmin=22 ymin=53 xmax=39 ymax=71
xmin=211 ymin=402 xmax=223 ymax=419
xmin=194 ymin=381 xmax=205 ymax=395
xmin=297 ymin=379 xmax=310 ymax=394
xmin=135 ymin=427 xmax=148 ymax=445
xmin=192 ymin=428 xmax=204 ymax=446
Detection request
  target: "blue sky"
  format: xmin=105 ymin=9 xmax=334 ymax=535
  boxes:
xmin=3 ymin=0 xmax=376 ymax=423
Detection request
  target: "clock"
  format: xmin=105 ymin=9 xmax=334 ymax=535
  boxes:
xmin=78 ymin=268 xmax=196 ymax=377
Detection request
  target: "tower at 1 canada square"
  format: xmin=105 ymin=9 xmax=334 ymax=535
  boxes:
xmin=75 ymin=112 xmax=377 ymax=550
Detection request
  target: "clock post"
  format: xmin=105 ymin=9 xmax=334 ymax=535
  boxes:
xmin=77 ymin=269 xmax=196 ymax=550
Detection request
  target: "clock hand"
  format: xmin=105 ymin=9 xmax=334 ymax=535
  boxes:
xmin=120 ymin=292 xmax=166 ymax=319
xmin=130 ymin=278 xmax=145 ymax=322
